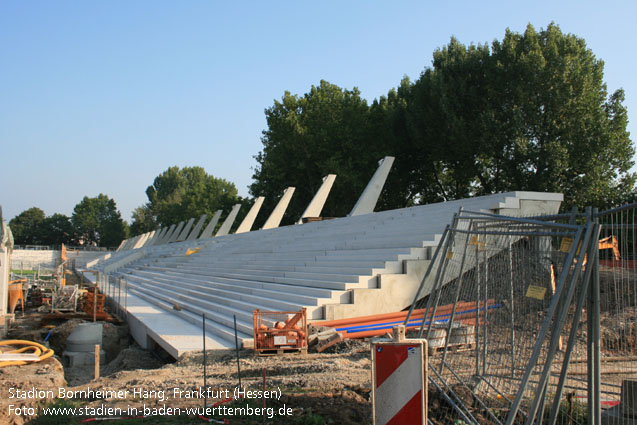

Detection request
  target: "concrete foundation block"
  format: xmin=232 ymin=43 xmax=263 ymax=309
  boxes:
xmin=63 ymin=349 xmax=106 ymax=367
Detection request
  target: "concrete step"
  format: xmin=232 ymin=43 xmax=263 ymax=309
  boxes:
xmin=126 ymin=286 xmax=252 ymax=345
xmin=139 ymin=265 xmax=353 ymax=291
xmin=121 ymin=267 xmax=342 ymax=301
xmin=97 ymin=191 xmax=561 ymax=359
xmin=121 ymin=272 xmax=307 ymax=312
xmin=125 ymin=280 xmax=255 ymax=334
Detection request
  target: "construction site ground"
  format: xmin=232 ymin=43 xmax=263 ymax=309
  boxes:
xmin=2 ymin=304 xmax=483 ymax=425
xmin=2 ymin=305 xmax=377 ymax=425
xmin=2 ymin=266 xmax=633 ymax=424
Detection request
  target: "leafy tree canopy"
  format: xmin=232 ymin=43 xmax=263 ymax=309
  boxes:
xmin=40 ymin=213 xmax=75 ymax=246
xmin=131 ymin=166 xmax=242 ymax=234
xmin=9 ymin=207 xmax=46 ymax=245
xmin=72 ymin=194 xmax=128 ymax=247
xmin=250 ymin=80 xmax=411 ymax=225
xmin=10 ymin=209 xmax=76 ymax=246
xmin=251 ymin=24 xmax=635 ymax=213
xmin=407 ymin=23 xmax=635 ymax=208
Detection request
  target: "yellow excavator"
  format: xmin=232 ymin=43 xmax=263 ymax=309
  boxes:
xmin=598 ymin=235 xmax=620 ymax=260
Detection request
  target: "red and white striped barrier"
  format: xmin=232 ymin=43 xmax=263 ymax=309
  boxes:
xmin=372 ymin=334 xmax=427 ymax=425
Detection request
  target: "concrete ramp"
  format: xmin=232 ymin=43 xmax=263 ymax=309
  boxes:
xmin=95 ymin=192 xmax=562 ymax=357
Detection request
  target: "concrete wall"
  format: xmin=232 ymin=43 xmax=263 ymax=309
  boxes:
xmin=10 ymin=249 xmax=111 ymax=271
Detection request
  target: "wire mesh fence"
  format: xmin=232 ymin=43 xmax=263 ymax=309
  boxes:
xmin=595 ymin=205 xmax=637 ymax=423
xmin=406 ymin=209 xmax=601 ymax=424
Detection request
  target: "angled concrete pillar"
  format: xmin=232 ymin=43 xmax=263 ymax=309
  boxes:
xmin=187 ymin=214 xmax=208 ymax=241
xmin=215 ymin=204 xmax=242 ymax=237
xmin=349 ymin=156 xmax=395 ymax=216
xmin=297 ymin=174 xmax=336 ymax=224
xmin=133 ymin=233 xmax=149 ymax=249
xmin=159 ymin=224 xmax=177 ymax=245
xmin=141 ymin=230 xmax=157 ymax=247
xmin=157 ymin=224 xmax=177 ymax=245
xmin=122 ymin=237 xmax=137 ymax=251
xmin=118 ymin=238 xmax=130 ymax=251
xmin=263 ymin=187 xmax=295 ymax=230
xmin=199 ymin=210 xmax=222 ymax=239
xmin=235 ymin=197 xmax=264 ymax=234
xmin=131 ymin=235 xmax=143 ymax=249
xmin=176 ymin=218 xmax=195 ymax=242
xmin=116 ymin=239 xmax=127 ymax=251
xmin=150 ymin=227 xmax=167 ymax=246
xmin=167 ymin=221 xmax=185 ymax=243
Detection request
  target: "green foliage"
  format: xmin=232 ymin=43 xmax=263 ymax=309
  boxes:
xmin=252 ymin=24 xmax=635 ymax=212
xmin=40 ymin=213 xmax=75 ymax=245
xmin=9 ymin=207 xmax=46 ymax=245
xmin=9 ymin=208 xmax=75 ymax=246
xmin=408 ymin=23 xmax=635 ymax=209
xmin=134 ymin=166 xmax=242 ymax=233
xmin=129 ymin=204 xmax=156 ymax=236
xmin=251 ymin=80 xmax=405 ymax=225
xmin=71 ymin=194 xmax=128 ymax=247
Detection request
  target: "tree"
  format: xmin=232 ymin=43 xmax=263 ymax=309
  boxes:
xmin=9 ymin=208 xmax=76 ymax=246
xmin=71 ymin=194 xmax=128 ymax=247
xmin=252 ymin=24 xmax=635 ymax=214
xmin=138 ymin=166 xmax=241 ymax=232
xmin=251 ymin=80 xmax=403 ymax=225
xmin=40 ymin=213 xmax=75 ymax=246
xmin=9 ymin=207 xmax=46 ymax=245
xmin=129 ymin=205 xmax=156 ymax=237
xmin=407 ymin=23 xmax=635 ymax=209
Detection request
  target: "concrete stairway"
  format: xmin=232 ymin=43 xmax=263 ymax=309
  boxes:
xmin=96 ymin=191 xmax=562 ymax=356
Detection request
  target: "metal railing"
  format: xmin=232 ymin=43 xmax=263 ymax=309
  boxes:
xmin=405 ymin=205 xmax=637 ymax=424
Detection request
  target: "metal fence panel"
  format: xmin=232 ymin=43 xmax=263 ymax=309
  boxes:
xmin=407 ymin=209 xmax=599 ymax=424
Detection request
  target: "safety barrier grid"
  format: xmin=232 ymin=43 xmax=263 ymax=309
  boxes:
xmin=404 ymin=207 xmax=620 ymax=424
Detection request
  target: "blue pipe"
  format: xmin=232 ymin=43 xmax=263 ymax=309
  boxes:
xmin=337 ymin=303 xmax=501 ymax=334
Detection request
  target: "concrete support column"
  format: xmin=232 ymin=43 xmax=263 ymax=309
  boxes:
xmin=167 ymin=221 xmax=185 ymax=243
xmin=216 ymin=204 xmax=242 ymax=237
xmin=176 ymin=218 xmax=195 ymax=242
xmin=133 ymin=233 xmax=150 ymax=249
xmin=199 ymin=210 xmax=222 ymax=239
xmin=263 ymin=187 xmax=295 ymax=230
xmin=141 ymin=230 xmax=157 ymax=247
xmin=150 ymin=227 xmax=166 ymax=246
xmin=297 ymin=174 xmax=336 ymax=224
xmin=236 ymin=197 xmax=265 ymax=234
xmin=123 ymin=236 xmax=138 ymax=251
xmin=187 ymin=214 xmax=208 ymax=241
xmin=349 ymin=156 xmax=395 ymax=216
xmin=159 ymin=224 xmax=177 ymax=245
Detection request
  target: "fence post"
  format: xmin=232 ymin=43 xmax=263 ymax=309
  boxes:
xmin=591 ymin=207 xmax=601 ymax=425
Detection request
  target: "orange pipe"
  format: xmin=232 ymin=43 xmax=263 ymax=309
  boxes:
xmin=315 ymin=308 xmax=427 ymax=328
xmin=338 ymin=303 xmax=494 ymax=339
xmin=327 ymin=313 xmax=427 ymax=330
xmin=341 ymin=318 xmax=485 ymax=339
xmin=317 ymin=300 xmax=495 ymax=329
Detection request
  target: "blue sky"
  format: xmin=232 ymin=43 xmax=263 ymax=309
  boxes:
xmin=1 ymin=1 xmax=635 ymax=223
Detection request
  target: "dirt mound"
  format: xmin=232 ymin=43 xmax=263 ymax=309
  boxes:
xmin=0 ymin=356 xmax=65 ymax=425
xmin=101 ymin=346 xmax=165 ymax=376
